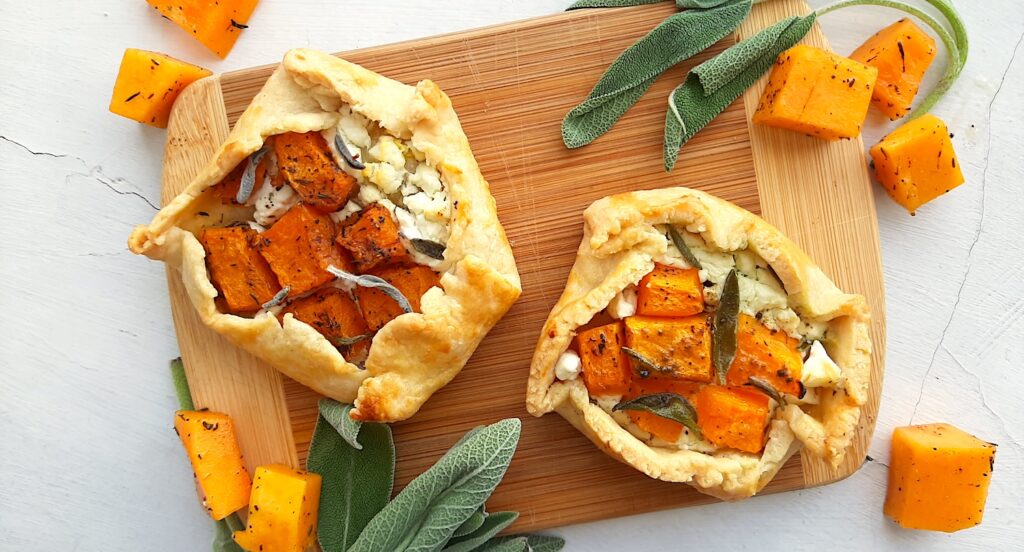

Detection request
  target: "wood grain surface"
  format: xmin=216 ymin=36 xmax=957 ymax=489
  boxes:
xmin=160 ymin=0 xmax=884 ymax=532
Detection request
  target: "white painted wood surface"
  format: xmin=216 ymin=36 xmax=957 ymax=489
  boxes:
xmin=0 ymin=1 xmax=1019 ymax=550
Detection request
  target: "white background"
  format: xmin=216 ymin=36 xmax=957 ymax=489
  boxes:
xmin=0 ymin=1 xmax=1021 ymax=550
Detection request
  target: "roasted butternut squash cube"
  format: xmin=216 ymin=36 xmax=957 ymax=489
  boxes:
xmin=576 ymin=322 xmax=632 ymax=396
xmin=850 ymin=18 xmax=937 ymax=120
xmin=233 ymin=464 xmax=321 ymax=552
xmin=753 ymin=45 xmax=878 ymax=140
xmin=108 ymin=48 xmax=211 ymax=128
xmin=727 ymin=314 xmax=803 ymax=397
xmin=273 ymin=132 xmax=358 ymax=212
xmin=355 ymin=265 xmax=440 ymax=331
xmin=200 ymin=226 xmax=281 ymax=314
xmin=884 ymin=424 xmax=997 ymax=533
xmin=336 ymin=203 xmax=409 ymax=272
xmin=869 ymin=114 xmax=965 ymax=214
xmin=625 ymin=379 xmax=703 ymax=443
xmin=174 ymin=411 xmax=252 ymax=520
xmin=636 ymin=263 xmax=704 ymax=317
xmin=146 ymin=0 xmax=260 ymax=59
xmin=282 ymin=287 xmax=371 ymax=360
xmin=256 ymin=203 xmax=350 ymax=297
xmin=695 ymin=385 xmax=771 ymax=454
xmin=623 ymin=315 xmax=713 ymax=383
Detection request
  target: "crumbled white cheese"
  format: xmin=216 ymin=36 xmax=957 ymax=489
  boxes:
xmin=330 ymin=201 xmax=362 ymax=224
xmin=357 ymin=182 xmax=386 ymax=204
xmin=738 ymin=271 xmax=788 ymax=314
xmin=607 ymin=286 xmax=637 ymax=319
xmin=246 ymin=221 xmax=267 ymax=233
xmin=408 ymin=164 xmax=443 ymax=195
xmin=337 ymin=105 xmax=372 ymax=149
xmin=554 ymin=350 xmax=582 ymax=381
xmin=404 ymin=191 xmax=450 ymax=222
xmin=691 ymin=242 xmax=735 ymax=283
xmin=251 ymin=178 xmax=299 ymax=226
xmin=363 ymin=163 xmax=404 ymax=194
xmin=801 ymin=341 xmax=842 ymax=388
xmin=395 ymin=206 xmax=448 ymax=244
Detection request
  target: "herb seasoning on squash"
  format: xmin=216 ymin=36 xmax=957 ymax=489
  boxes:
xmin=146 ymin=0 xmax=261 ymax=59
xmin=233 ymin=464 xmax=322 ymax=552
xmin=174 ymin=411 xmax=252 ymax=520
xmin=850 ymin=18 xmax=937 ymax=120
xmin=108 ymin=48 xmax=211 ymax=128
xmin=200 ymin=226 xmax=281 ymax=314
xmin=256 ymin=203 xmax=351 ymax=296
xmin=576 ymin=322 xmax=633 ymax=396
xmin=695 ymin=385 xmax=771 ymax=454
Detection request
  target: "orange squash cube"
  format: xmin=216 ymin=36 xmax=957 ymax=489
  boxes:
xmin=753 ymin=45 xmax=878 ymax=140
xmin=850 ymin=18 xmax=937 ymax=120
xmin=146 ymin=0 xmax=260 ymax=59
xmin=256 ymin=203 xmax=351 ymax=297
xmin=273 ymin=132 xmax=358 ymax=212
xmin=576 ymin=322 xmax=633 ymax=397
xmin=727 ymin=314 xmax=803 ymax=397
xmin=623 ymin=315 xmax=713 ymax=383
xmin=336 ymin=204 xmax=410 ymax=272
xmin=869 ymin=114 xmax=965 ymax=214
xmin=625 ymin=378 xmax=703 ymax=443
xmin=108 ymin=48 xmax=211 ymax=128
xmin=282 ymin=287 xmax=371 ymax=359
xmin=695 ymin=385 xmax=771 ymax=454
xmin=355 ymin=265 xmax=441 ymax=331
xmin=233 ymin=464 xmax=321 ymax=552
xmin=884 ymin=424 xmax=997 ymax=532
xmin=636 ymin=263 xmax=704 ymax=317
xmin=200 ymin=226 xmax=281 ymax=314
xmin=174 ymin=411 xmax=252 ymax=520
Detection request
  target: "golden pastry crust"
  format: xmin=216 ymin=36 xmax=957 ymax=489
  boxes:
xmin=526 ymin=187 xmax=871 ymax=499
xmin=129 ymin=49 xmax=521 ymax=422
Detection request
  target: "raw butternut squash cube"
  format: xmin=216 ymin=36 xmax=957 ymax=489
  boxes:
xmin=256 ymin=203 xmax=351 ymax=297
xmin=753 ymin=45 xmax=878 ymax=140
xmin=200 ymin=226 xmax=281 ymax=314
xmin=695 ymin=385 xmax=771 ymax=454
xmin=282 ymin=287 xmax=371 ymax=360
xmin=336 ymin=203 xmax=410 ymax=272
xmin=273 ymin=132 xmax=358 ymax=212
xmin=174 ymin=411 xmax=252 ymax=520
xmin=623 ymin=315 xmax=713 ymax=382
xmin=869 ymin=114 xmax=965 ymax=214
xmin=146 ymin=0 xmax=260 ymax=59
xmin=727 ymin=314 xmax=803 ymax=397
xmin=108 ymin=48 xmax=211 ymax=128
xmin=625 ymin=378 xmax=703 ymax=443
xmin=355 ymin=264 xmax=441 ymax=332
xmin=850 ymin=18 xmax=937 ymax=120
xmin=636 ymin=263 xmax=704 ymax=317
xmin=233 ymin=464 xmax=321 ymax=552
xmin=576 ymin=322 xmax=632 ymax=396
xmin=885 ymin=424 xmax=997 ymax=532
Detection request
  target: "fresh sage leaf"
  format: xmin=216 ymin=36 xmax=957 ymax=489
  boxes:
xmin=319 ymin=398 xmax=364 ymax=450
xmin=476 ymin=537 xmax=529 ymax=552
xmin=409 ymin=238 xmax=446 ymax=260
xmin=663 ymin=14 xmax=816 ymax=170
xmin=443 ymin=511 xmax=519 ymax=552
xmin=260 ymin=286 xmax=290 ymax=310
xmin=667 ymin=226 xmax=702 ymax=269
xmin=622 ymin=347 xmax=673 ymax=378
xmin=235 ymin=146 xmax=268 ymax=204
xmin=562 ymin=0 xmax=753 ymax=149
xmin=567 ymin=0 xmax=665 ymax=9
xmin=713 ymin=268 xmax=740 ymax=384
xmin=328 ymin=265 xmax=413 ymax=314
xmin=170 ymin=357 xmax=194 ymax=411
xmin=746 ymin=376 xmax=785 ymax=405
xmin=614 ymin=393 xmax=702 ymax=439
xmin=451 ymin=506 xmax=488 ymax=539
xmin=349 ymin=419 xmax=522 ymax=552
xmin=308 ymin=408 xmax=395 ymax=552
xmin=212 ymin=514 xmax=245 ymax=552
xmin=521 ymin=534 xmax=566 ymax=552
xmin=334 ymin=133 xmax=366 ymax=170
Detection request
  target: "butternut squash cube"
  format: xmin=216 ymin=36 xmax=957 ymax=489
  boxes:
xmin=233 ymin=464 xmax=322 ymax=552
xmin=146 ymin=0 xmax=260 ymax=59
xmin=336 ymin=203 xmax=410 ymax=272
xmin=884 ymin=424 xmax=997 ymax=532
xmin=282 ymin=287 xmax=371 ymax=360
xmin=200 ymin=226 xmax=281 ymax=314
xmin=625 ymin=378 xmax=703 ymax=443
xmin=869 ymin=114 xmax=965 ymax=214
xmin=256 ymin=203 xmax=351 ymax=297
xmin=623 ymin=315 xmax=713 ymax=383
xmin=108 ymin=48 xmax=211 ymax=128
xmin=174 ymin=411 xmax=252 ymax=520
xmin=695 ymin=385 xmax=771 ymax=454
xmin=273 ymin=132 xmax=359 ymax=212
xmin=355 ymin=264 xmax=441 ymax=331
xmin=727 ymin=314 xmax=803 ymax=397
xmin=576 ymin=322 xmax=632 ymax=396
xmin=636 ymin=263 xmax=704 ymax=317
xmin=753 ymin=45 xmax=878 ymax=140
xmin=850 ymin=18 xmax=937 ymax=120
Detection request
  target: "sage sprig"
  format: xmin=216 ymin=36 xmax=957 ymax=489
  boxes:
xmin=451 ymin=506 xmax=488 ymax=539
xmin=622 ymin=347 xmax=673 ymax=377
xmin=746 ymin=376 xmax=785 ymax=405
xmin=319 ymin=398 xmax=364 ymax=450
xmin=443 ymin=511 xmax=520 ymax=552
xmin=614 ymin=393 xmax=702 ymax=438
xmin=712 ymin=268 xmax=739 ymax=384
xmin=568 ymin=0 xmax=665 ymax=9
xmin=235 ymin=146 xmax=268 ymax=204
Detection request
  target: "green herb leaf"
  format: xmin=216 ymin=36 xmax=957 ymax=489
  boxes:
xmin=260 ymin=286 xmax=290 ymax=310
xmin=308 ymin=406 xmax=395 ymax=552
xmin=562 ymin=0 xmax=753 ymax=148
xmin=521 ymin=534 xmax=567 ymax=552
xmin=746 ymin=376 xmax=785 ymax=405
xmin=622 ymin=347 xmax=673 ymax=377
xmin=451 ymin=506 xmax=488 ymax=539
xmin=667 ymin=226 xmax=703 ymax=269
xmin=443 ymin=511 xmax=519 ymax=552
xmin=212 ymin=514 xmax=245 ymax=552
xmin=319 ymin=398 xmax=364 ymax=450
xmin=409 ymin=238 xmax=447 ymax=260
xmin=567 ymin=0 xmax=666 ymax=9
xmin=663 ymin=14 xmax=816 ymax=170
xmin=170 ymin=357 xmax=194 ymax=411
xmin=476 ymin=537 xmax=530 ymax=552
xmin=712 ymin=268 xmax=740 ymax=384
xmin=328 ymin=265 xmax=413 ymax=313
xmin=236 ymin=146 xmax=268 ymax=204
xmin=614 ymin=393 xmax=702 ymax=439
xmin=349 ymin=419 xmax=522 ymax=552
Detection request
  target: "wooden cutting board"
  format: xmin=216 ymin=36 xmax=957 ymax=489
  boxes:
xmin=161 ymin=0 xmax=886 ymax=532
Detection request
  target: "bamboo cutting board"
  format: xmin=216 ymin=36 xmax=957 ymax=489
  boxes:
xmin=161 ymin=0 xmax=886 ymax=532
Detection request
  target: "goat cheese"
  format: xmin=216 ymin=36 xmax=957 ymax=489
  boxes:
xmin=607 ymin=286 xmax=638 ymax=319
xmin=801 ymin=341 xmax=842 ymax=388
xmin=554 ymin=350 xmax=582 ymax=381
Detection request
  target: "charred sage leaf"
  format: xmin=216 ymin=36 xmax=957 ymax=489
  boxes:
xmin=622 ymin=347 xmax=673 ymax=377
xmin=170 ymin=357 xmax=194 ymax=411
xmin=451 ymin=505 xmax=488 ymax=539
xmin=328 ymin=265 xmax=413 ymax=314
xmin=614 ymin=393 xmax=702 ymax=439
xmin=330 ymin=334 xmax=372 ymax=349
xmin=318 ymin=398 xmax=364 ymax=450
xmin=746 ymin=376 xmax=784 ymax=405
xmin=443 ymin=511 xmax=519 ymax=552
xmin=260 ymin=286 xmax=290 ymax=310
xmin=235 ymin=146 xmax=269 ymax=204
xmin=409 ymin=237 xmax=446 ymax=260
xmin=667 ymin=225 xmax=702 ymax=269
xmin=712 ymin=268 xmax=739 ymax=384
xmin=333 ymin=133 xmax=366 ymax=170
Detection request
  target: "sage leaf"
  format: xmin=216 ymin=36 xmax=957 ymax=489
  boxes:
xmin=328 ymin=265 xmax=413 ymax=314
xmin=260 ymin=286 xmax=290 ymax=310
xmin=746 ymin=376 xmax=785 ymax=405
xmin=349 ymin=418 xmax=522 ymax=552
xmin=614 ymin=393 xmax=702 ymax=438
xmin=330 ymin=334 xmax=372 ymax=349
xmin=562 ymin=0 xmax=753 ymax=148
xmin=308 ymin=409 xmax=395 ymax=552
xmin=521 ymin=535 xmax=566 ymax=552
xmin=235 ymin=146 xmax=268 ymax=204
xmin=712 ymin=268 xmax=740 ymax=384
xmin=409 ymin=238 xmax=446 ymax=260
xmin=622 ymin=347 xmax=673 ymax=377
xmin=567 ymin=0 xmax=665 ymax=9
xmin=667 ymin=226 xmax=702 ymax=269
xmin=663 ymin=14 xmax=816 ymax=170
xmin=443 ymin=511 xmax=519 ymax=552
xmin=334 ymin=133 xmax=366 ymax=170
xmin=476 ymin=537 xmax=529 ymax=552
xmin=451 ymin=506 xmax=488 ymax=539
xmin=170 ymin=357 xmax=194 ymax=410
xmin=319 ymin=398 xmax=364 ymax=450
xmin=212 ymin=514 xmax=245 ymax=552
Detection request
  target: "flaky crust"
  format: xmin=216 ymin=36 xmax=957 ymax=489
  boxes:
xmin=129 ymin=49 xmax=521 ymax=422
xmin=526 ymin=188 xmax=871 ymax=499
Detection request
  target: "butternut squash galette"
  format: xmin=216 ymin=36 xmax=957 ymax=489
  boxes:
xmin=526 ymin=188 xmax=871 ymax=499
xmin=129 ymin=49 xmax=521 ymax=422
